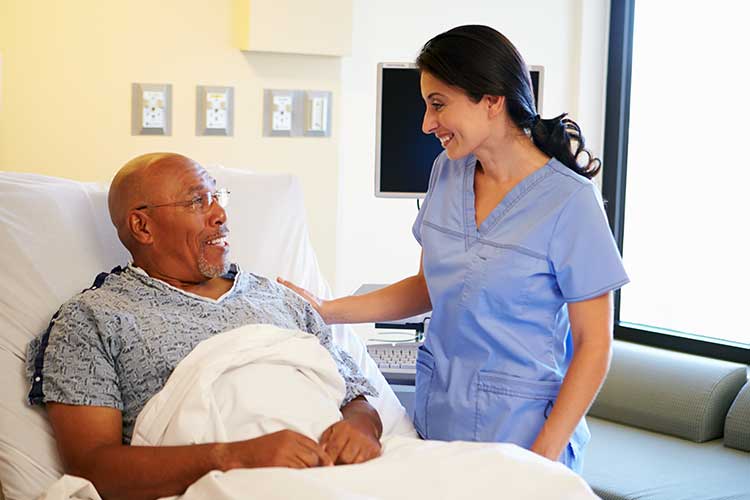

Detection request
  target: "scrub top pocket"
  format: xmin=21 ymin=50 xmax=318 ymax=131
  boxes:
xmin=477 ymin=245 xmax=540 ymax=313
xmin=560 ymin=417 xmax=590 ymax=473
xmin=414 ymin=346 xmax=435 ymax=439
xmin=474 ymin=371 xmax=561 ymax=447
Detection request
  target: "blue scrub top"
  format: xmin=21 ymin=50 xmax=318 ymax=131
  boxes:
xmin=412 ymin=152 xmax=629 ymax=472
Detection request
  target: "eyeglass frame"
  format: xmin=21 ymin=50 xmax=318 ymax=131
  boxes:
xmin=134 ymin=188 xmax=231 ymax=213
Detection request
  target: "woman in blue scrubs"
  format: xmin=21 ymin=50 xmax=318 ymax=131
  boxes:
xmin=279 ymin=25 xmax=628 ymax=473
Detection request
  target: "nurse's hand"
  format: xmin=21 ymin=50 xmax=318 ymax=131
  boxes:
xmin=530 ymin=440 xmax=566 ymax=463
xmin=276 ymin=277 xmax=331 ymax=323
xmin=319 ymin=420 xmax=382 ymax=465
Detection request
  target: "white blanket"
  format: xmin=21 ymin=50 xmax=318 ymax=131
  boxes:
xmin=133 ymin=324 xmax=347 ymax=445
xmin=40 ymin=325 xmax=597 ymax=500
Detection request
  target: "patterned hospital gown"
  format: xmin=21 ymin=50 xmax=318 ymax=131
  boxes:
xmin=26 ymin=264 xmax=376 ymax=443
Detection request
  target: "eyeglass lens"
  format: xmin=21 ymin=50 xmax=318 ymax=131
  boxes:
xmin=207 ymin=189 xmax=229 ymax=209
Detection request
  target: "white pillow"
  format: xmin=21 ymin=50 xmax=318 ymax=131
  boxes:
xmin=0 ymin=174 xmax=124 ymax=500
xmin=0 ymin=167 xmax=413 ymax=500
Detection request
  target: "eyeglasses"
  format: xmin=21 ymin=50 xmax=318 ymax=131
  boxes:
xmin=135 ymin=188 xmax=231 ymax=213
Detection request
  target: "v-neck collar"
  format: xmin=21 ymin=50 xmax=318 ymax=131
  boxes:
xmin=128 ymin=263 xmax=240 ymax=303
xmin=463 ymin=155 xmax=554 ymax=244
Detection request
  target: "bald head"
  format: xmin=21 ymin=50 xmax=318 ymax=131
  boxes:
xmin=108 ymin=152 xmax=202 ymax=250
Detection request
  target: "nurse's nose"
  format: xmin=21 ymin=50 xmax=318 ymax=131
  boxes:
xmin=422 ymin=108 xmax=437 ymax=135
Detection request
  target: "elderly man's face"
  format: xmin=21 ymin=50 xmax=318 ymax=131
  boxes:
xmin=145 ymin=163 xmax=230 ymax=280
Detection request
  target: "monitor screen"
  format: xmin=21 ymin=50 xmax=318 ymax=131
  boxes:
xmin=375 ymin=63 xmax=544 ymax=198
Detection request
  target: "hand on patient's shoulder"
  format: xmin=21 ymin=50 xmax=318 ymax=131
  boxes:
xmin=222 ymin=429 xmax=333 ymax=469
xmin=276 ymin=277 xmax=331 ymax=323
xmin=319 ymin=419 xmax=382 ymax=466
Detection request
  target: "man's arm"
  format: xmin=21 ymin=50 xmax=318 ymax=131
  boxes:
xmin=47 ymin=403 xmax=332 ymax=500
xmin=319 ymin=396 xmax=382 ymax=465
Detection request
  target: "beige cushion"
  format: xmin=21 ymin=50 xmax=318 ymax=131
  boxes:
xmin=589 ymin=340 xmax=747 ymax=442
xmin=583 ymin=417 xmax=750 ymax=500
xmin=724 ymin=381 xmax=750 ymax=451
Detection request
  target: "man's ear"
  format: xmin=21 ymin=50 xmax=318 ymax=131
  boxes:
xmin=128 ymin=211 xmax=154 ymax=245
xmin=485 ymin=95 xmax=505 ymax=119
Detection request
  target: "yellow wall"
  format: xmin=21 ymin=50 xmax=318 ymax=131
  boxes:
xmin=0 ymin=0 xmax=342 ymax=283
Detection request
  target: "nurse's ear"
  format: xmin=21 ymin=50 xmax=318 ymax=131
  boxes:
xmin=484 ymin=95 xmax=505 ymax=119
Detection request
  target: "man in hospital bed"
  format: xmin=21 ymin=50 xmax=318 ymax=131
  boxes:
xmin=25 ymin=153 xmax=383 ymax=499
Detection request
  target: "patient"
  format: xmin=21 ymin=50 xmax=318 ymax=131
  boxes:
xmin=25 ymin=153 xmax=383 ymax=500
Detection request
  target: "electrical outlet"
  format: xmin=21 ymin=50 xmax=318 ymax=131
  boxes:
xmin=196 ymin=86 xmax=233 ymax=136
xmin=272 ymin=95 xmax=293 ymax=131
xmin=206 ymin=92 xmax=228 ymax=129
xmin=263 ymin=89 xmax=299 ymax=136
xmin=142 ymin=90 xmax=166 ymax=128
xmin=132 ymin=83 xmax=172 ymax=135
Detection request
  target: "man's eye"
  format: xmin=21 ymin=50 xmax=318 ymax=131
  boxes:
xmin=190 ymin=196 xmax=204 ymax=208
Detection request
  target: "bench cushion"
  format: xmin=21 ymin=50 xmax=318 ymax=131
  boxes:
xmin=583 ymin=417 xmax=750 ymax=500
xmin=589 ymin=341 xmax=746 ymax=442
xmin=725 ymin=381 xmax=750 ymax=451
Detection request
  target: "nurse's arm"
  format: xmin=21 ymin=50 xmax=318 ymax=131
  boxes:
xmin=530 ymin=292 xmax=613 ymax=462
xmin=278 ymin=250 xmax=431 ymax=324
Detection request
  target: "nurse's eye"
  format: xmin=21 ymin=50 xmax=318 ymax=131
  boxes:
xmin=431 ymin=102 xmax=445 ymax=111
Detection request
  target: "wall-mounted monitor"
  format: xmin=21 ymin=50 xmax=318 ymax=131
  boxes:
xmin=374 ymin=62 xmax=544 ymax=198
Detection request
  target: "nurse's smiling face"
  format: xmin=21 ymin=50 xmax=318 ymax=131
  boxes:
xmin=420 ymin=71 xmax=496 ymax=160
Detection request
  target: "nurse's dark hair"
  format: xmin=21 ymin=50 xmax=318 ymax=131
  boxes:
xmin=416 ymin=25 xmax=601 ymax=179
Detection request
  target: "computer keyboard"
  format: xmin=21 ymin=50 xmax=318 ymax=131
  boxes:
xmin=367 ymin=342 xmax=420 ymax=385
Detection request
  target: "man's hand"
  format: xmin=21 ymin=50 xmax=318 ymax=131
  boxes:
xmin=319 ymin=419 xmax=381 ymax=465
xmin=225 ymin=429 xmax=333 ymax=469
xmin=47 ymin=404 xmax=333 ymax=500
xmin=321 ymin=396 xmax=382 ymax=465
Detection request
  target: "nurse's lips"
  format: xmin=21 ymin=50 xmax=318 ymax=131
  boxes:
xmin=437 ymin=133 xmax=454 ymax=147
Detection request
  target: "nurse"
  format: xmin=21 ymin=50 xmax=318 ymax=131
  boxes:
xmin=278 ymin=25 xmax=628 ymax=472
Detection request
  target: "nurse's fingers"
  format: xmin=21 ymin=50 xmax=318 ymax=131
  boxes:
xmin=277 ymin=277 xmax=320 ymax=305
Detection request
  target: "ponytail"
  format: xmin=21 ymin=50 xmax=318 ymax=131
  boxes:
xmin=529 ymin=113 xmax=601 ymax=179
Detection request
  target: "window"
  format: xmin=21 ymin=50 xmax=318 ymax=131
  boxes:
xmin=603 ymin=0 xmax=749 ymax=362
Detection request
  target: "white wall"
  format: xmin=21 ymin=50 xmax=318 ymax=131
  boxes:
xmin=335 ymin=0 xmax=610 ymax=295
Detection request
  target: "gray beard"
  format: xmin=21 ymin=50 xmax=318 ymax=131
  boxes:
xmin=198 ymin=251 xmax=230 ymax=279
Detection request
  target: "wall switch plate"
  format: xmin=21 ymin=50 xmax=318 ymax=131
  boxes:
xmin=132 ymin=83 xmax=172 ymax=135
xmin=303 ymin=90 xmax=332 ymax=137
xmin=263 ymin=89 xmax=303 ymax=137
xmin=196 ymin=85 xmax=234 ymax=136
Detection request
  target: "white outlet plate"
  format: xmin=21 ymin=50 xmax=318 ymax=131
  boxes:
xmin=132 ymin=83 xmax=172 ymax=135
xmin=272 ymin=95 xmax=293 ymax=131
xmin=304 ymin=90 xmax=332 ymax=137
xmin=196 ymin=85 xmax=234 ymax=136
xmin=263 ymin=89 xmax=299 ymax=137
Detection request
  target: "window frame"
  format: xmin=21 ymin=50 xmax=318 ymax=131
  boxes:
xmin=602 ymin=0 xmax=749 ymax=363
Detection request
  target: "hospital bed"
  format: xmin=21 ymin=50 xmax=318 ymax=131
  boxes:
xmin=0 ymin=167 xmax=596 ymax=499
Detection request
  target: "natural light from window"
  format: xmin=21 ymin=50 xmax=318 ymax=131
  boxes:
xmin=619 ymin=1 xmax=750 ymax=346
